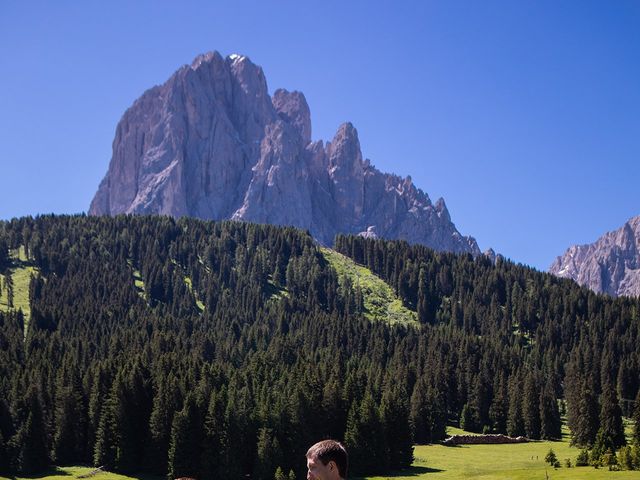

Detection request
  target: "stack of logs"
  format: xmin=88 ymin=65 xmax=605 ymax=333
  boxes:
xmin=442 ymin=434 xmax=529 ymax=446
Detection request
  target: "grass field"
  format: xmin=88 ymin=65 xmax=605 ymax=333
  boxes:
xmin=361 ymin=425 xmax=638 ymax=480
xmin=321 ymin=247 xmax=417 ymax=326
xmin=0 ymin=246 xmax=39 ymax=338
xmin=0 ymin=466 xmax=161 ymax=480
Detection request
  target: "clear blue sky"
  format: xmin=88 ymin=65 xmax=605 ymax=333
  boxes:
xmin=1 ymin=0 xmax=638 ymax=270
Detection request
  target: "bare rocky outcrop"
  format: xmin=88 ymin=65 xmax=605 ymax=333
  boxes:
xmin=90 ymin=51 xmax=480 ymax=256
xmin=549 ymin=215 xmax=640 ymax=297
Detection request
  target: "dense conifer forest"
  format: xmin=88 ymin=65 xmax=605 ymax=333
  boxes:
xmin=0 ymin=215 xmax=639 ymax=478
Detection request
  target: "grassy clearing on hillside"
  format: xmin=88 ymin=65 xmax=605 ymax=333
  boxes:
xmin=361 ymin=425 xmax=638 ymax=480
xmin=184 ymin=276 xmax=205 ymax=312
xmin=321 ymin=247 xmax=417 ymax=326
xmin=0 ymin=247 xmax=39 ymax=337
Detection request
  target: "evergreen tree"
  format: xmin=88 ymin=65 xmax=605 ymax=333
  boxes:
xmin=255 ymin=428 xmax=283 ymax=480
xmin=599 ymin=384 xmax=626 ymax=449
xmin=571 ymin=379 xmax=599 ymax=447
xmin=544 ymin=448 xmax=557 ymax=465
xmin=200 ymin=389 xmax=228 ymax=480
xmin=53 ymin=381 xmax=84 ymax=465
xmin=488 ymin=375 xmax=508 ymax=434
xmin=345 ymin=393 xmax=386 ymax=475
xmin=632 ymin=388 xmax=640 ymax=445
xmin=0 ymin=235 xmax=9 ymax=271
xmin=459 ymin=403 xmax=474 ymax=432
xmin=167 ymin=394 xmax=202 ymax=480
xmin=539 ymin=384 xmax=561 ymax=440
xmin=93 ymin=379 xmax=119 ymax=468
xmin=13 ymin=388 xmax=49 ymax=474
xmin=522 ymin=372 xmax=541 ymax=439
xmin=379 ymin=385 xmax=413 ymax=470
xmin=409 ymin=379 xmax=428 ymax=443
xmin=0 ymin=430 xmax=7 ymax=474
xmin=274 ymin=466 xmax=286 ymax=480
xmin=507 ymin=375 xmax=525 ymax=437
xmin=146 ymin=378 xmax=176 ymax=474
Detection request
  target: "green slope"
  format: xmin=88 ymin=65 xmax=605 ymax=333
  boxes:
xmin=321 ymin=247 xmax=418 ymax=326
xmin=0 ymin=246 xmax=40 ymax=337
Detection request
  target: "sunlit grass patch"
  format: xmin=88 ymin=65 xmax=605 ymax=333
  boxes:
xmin=321 ymin=247 xmax=417 ymax=326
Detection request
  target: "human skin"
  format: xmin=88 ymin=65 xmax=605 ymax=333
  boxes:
xmin=306 ymin=456 xmax=342 ymax=480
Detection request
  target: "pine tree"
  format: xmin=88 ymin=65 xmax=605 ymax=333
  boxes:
xmin=379 ymin=385 xmax=414 ymax=470
xmin=507 ymin=375 xmax=525 ymax=437
xmin=255 ymin=428 xmax=283 ymax=480
xmin=488 ymin=374 xmax=508 ymax=434
xmin=146 ymin=379 xmax=175 ymax=474
xmin=632 ymin=388 xmax=640 ymax=445
xmin=571 ymin=378 xmax=599 ymax=447
xmin=345 ymin=393 xmax=386 ymax=475
xmin=522 ymin=372 xmax=541 ymax=439
xmin=13 ymin=388 xmax=49 ymax=474
xmin=599 ymin=384 xmax=626 ymax=449
xmin=274 ymin=466 xmax=286 ymax=480
xmin=544 ymin=448 xmax=557 ymax=465
xmin=200 ymin=389 xmax=228 ymax=480
xmin=53 ymin=381 xmax=83 ymax=465
xmin=539 ymin=384 xmax=561 ymax=440
xmin=167 ymin=394 xmax=202 ymax=480
xmin=409 ymin=379 xmax=428 ymax=443
xmin=0 ymin=430 xmax=7 ymax=474
xmin=93 ymin=378 xmax=119 ymax=468
xmin=459 ymin=403 xmax=475 ymax=432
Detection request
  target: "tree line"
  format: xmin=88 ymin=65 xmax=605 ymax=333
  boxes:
xmin=0 ymin=215 xmax=638 ymax=477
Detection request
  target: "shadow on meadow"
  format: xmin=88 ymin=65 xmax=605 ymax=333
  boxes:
xmin=361 ymin=465 xmax=445 ymax=478
xmin=6 ymin=467 xmax=73 ymax=480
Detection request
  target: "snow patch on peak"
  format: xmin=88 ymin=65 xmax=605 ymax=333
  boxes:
xmin=228 ymin=53 xmax=246 ymax=63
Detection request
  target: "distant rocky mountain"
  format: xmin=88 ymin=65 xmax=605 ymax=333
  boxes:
xmin=90 ymin=51 xmax=479 ymax=255
xmin=549 ymin=215 xmax=640 ymax=297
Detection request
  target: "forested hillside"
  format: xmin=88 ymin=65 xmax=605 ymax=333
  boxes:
xmin=0 ymin=216 xmax=639 ymax=478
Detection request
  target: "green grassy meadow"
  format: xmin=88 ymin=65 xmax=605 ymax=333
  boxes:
xmin=361 ymin=425 xmax=638 ymax=480
xmin=0 ymin=247 xmax=39 ymax=337
xmin=321 ymin=247 xmax=417 ymax=326
xmin=0 ymin=466 xmax=161 ymax=480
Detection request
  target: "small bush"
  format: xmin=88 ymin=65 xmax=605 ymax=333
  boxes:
xmin=564 ymin=458 xmax=572 ymax=468
xmin=618 ymin=446 xmax=633 ymax=470
xmin=602 ymin=449 xmax=618 ymax=469
xmin=545 ymin=448 xmax=558 ymax=465
xmin=575 ymin=449 xmax=589 ymax=467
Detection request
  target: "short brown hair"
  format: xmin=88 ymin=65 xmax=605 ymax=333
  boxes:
xmin=306 ymin=440 xmax=348 ymax=478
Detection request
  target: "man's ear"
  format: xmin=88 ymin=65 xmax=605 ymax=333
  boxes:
xmin=328 ymin=460 xmax=336 ymax=471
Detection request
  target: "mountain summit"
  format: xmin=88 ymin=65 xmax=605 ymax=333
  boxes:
xmin=90 ymin=51 xmax=479 ymax=255
xmin=549 ymin=215 xmax=640 ymax=297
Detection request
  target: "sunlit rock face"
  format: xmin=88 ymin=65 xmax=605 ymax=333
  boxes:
xmin=90 ymin=51 xmax=480 ymax=255
xmin=550 ymin=215 xmax=640 ymax=297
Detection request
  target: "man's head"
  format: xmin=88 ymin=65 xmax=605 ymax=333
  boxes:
xmin=306 ymin=440 xmax=348 ymax=480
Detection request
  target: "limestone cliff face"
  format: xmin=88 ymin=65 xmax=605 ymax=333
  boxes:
xmin=90 ymin=51 xmax=480 ymax=255
xmin=549 ymin=215 xmax=640 ymax=297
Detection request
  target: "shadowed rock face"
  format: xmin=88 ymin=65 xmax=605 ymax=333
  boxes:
xmin=90 ymin=51 xmax=480 ymax=256
xmin=549 ymin=215 xmax=640 ymax=297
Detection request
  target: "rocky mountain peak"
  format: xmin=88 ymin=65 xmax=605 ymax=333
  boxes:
xmin=272 ymin=89 xmax=311 ymax=145
xmin=90 ymin=51 xmax=480 ymax=256
xmin=549 ymin=215 xmax=640 ymax=297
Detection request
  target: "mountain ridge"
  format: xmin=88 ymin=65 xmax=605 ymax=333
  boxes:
xmin=549 ymin=215 xmax=640 ymax=297
xmin=89 ymin=51 xmax=480 ymax=256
